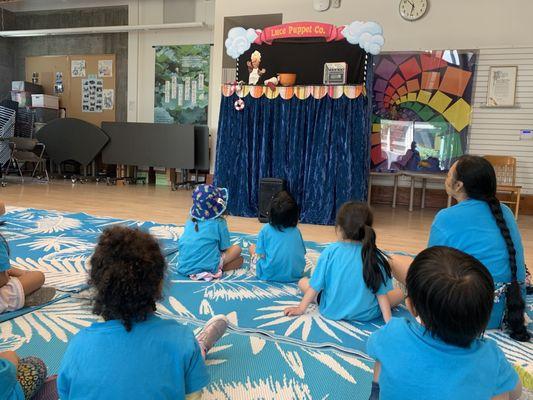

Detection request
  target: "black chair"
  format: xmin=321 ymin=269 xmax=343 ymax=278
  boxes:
xmin=8 ymin=137 xmax=48 ymax=182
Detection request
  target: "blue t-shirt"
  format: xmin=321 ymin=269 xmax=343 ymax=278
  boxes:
xmin=58 ymin=315 xmax=209 ymax=400
xmin=177 ymin=218 xmax=231 ymax=276
xmin=0 ymin=239 xmax=10 ymax=272
xmin=309 ymin=242 xmax=392 ymax=321
xmin=0 ymin=359 xmax=24 ymax=400
xmin=428 ymin=199 xmax=526 ymax=327
xmin=255 ymin=224 xmax=306 ymax=282
xmin=367 ymin=317 xmax=518 ymax=400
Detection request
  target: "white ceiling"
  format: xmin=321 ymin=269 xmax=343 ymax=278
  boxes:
xmin=0 ymin=0 xmax=130 ymax=12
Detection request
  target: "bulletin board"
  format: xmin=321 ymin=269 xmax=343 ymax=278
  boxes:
xmin=25 ymin=54 xmax=116 ymax=127
xmin=25 ymin=55 xmax=70 ymax=108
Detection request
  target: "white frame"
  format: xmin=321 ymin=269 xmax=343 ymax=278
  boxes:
xmin=486 ymin=66 xmax=517 ymax=107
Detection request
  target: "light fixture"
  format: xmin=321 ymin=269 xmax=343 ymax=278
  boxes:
xmin=0 ymin=22 xmax=207 ymax=37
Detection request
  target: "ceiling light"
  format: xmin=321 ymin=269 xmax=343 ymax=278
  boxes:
xmin=0 ymin=22 xmax=207 ymax=37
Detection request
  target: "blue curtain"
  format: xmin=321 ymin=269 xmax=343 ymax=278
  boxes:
xmin=214 ymin=93 xmax=370 ymax=225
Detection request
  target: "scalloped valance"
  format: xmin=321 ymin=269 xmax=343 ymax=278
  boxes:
xmin=221 ymin=84 xmax=366 ymax=100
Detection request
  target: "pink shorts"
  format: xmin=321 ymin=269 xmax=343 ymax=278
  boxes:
xmin=190 ymin=254 xmax=225 ymax=282
xmin=0 ymin=277 xmax=25 ymax=314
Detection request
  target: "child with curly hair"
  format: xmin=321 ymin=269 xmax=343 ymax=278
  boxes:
xmin=57 ymin=226 xmax=228 ymax=400
xmin=178 ymin=185 xmax=243 ymax=280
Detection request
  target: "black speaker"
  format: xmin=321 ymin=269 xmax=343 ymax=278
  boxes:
xmin=258 ymin=178 xmax=286 ymax=223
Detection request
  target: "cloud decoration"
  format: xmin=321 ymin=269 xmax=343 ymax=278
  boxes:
xmin=225 ymin=27 xmax=259 ymax=59
xmin=342 ymin=21 xmax=384 ymax=55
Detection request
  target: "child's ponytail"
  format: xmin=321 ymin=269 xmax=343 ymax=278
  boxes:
xmin=336 ymin=202 xmax=391 ymax=294
xmin=192 ymin=218 xmax=199 ymax=232
xmin=361 ymin=224 xmax=392 ymax=293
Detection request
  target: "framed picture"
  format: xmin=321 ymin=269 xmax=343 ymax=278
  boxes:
xmin=486 ymin=66 xmax=517 ymax=107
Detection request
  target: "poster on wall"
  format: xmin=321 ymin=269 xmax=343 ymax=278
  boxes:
xmin=371 ymin=51 xmax=477 ymax=172
xmin=71 ymin=60 xmax=86 ymax=77
xmin=154 ymin=44 xmax=210 ymax=124
xmin=103 ymin=89 xmax=114 ymax=110
xmin=82 ymin=78 xmax=104 ymax=113
xmin=54 ymin=72 xmax=64 ymax=94
xmin=98 ymin=60 xmax=113 ymax=78
xmin=486 ymin=66 xmax=517 ymax=107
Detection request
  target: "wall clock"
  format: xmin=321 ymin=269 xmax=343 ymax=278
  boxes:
xmin=399 ymin=0 xmax=428 ymax=21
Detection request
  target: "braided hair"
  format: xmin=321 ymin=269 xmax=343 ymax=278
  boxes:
xmin=454 ymin=155 xmax=530 ymax=341
xmin=336 ymin=202 xmax=391 ymax=293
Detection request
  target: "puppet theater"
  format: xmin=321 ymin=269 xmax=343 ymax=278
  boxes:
xmin=215 ymin=21 xmax=377 ymax=225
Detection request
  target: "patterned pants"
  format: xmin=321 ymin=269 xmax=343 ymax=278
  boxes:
xmin=16 ymin=357 xmax=47 ymax=399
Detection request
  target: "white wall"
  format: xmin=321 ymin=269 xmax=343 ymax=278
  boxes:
xmin=127 ymin=0 xmax=214 ymax=123
xmin=469 ymin=48 xmax=533 ymax=194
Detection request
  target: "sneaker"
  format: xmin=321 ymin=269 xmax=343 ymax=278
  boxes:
xmin=196 ymin=315 xmax=229 ymax=354
xmin=24 ymin=287 xmax=56 ymax=308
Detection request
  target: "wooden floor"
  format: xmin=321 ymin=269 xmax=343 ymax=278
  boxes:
xmin=1 ymin=178 xmax=531 ymax=266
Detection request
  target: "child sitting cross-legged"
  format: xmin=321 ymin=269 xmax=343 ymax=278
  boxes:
xmin=249 ymin=190 xmax=306 ymax=282
xmin=177 ymin=185 xmax=243 ymax=280
xmin=58 ymin=226 xmax=229 ymax=400
xmin=0 ymin=233 xmax=55 ymax=315
xmin=284 ymin=201 xmax=403 ymax=322
xmin=367 ymin=246 xmax=522 ymax=400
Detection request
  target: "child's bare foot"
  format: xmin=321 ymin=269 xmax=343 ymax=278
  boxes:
xmin=196 ymin=315 xmax=228 ymax=356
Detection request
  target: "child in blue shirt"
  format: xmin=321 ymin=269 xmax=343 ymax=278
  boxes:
xmin=0 ymin=234 xmax=54 ymax=315
xmin=58 ymin=226 xmax=229 ymax=400
xmin=249 ymin=191 xmax=306 ymax=282
xmin=178 ymin=185 xmax=243 ymax=280
xmin=0 ymin=351 xmax=25 ymax=400
xmin=367 ymin=246 xmax=522 ymax=400
xmin=0 ymin=351 xmax=51 ymax=400
xmin=284 ymin=202 xmax=403 ymax=322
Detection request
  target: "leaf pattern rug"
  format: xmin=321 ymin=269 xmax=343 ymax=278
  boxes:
xmin=1 ymin=297 xmax=375 ymax=399
xmin=0 ymin=207 xmax=531 ymax=392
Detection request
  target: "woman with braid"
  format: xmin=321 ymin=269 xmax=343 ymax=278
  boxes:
xmin=392 ymin=155 xmax=529 ymax=342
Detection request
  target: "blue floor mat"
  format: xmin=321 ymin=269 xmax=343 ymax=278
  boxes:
xmin=1 ymin=297 xmax=374 ymax=399
xmin=158 ymin=277 xmax=410 ymax=357
xmin=0 ymin=293 xmax=70 ymax=323
xmin=1 ymin=208 xmax=187 ymax=295
xmin=1 ymin=207 xmax=531 ymax=375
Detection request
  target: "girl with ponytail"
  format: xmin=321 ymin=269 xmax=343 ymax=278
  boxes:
xmin=284 ymin=202 xmax=404 ymax=322
xmin=424 ymin=155 xmax=529 ymax=341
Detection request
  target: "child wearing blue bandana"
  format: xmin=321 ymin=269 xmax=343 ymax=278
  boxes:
xmin=177 ymin=185 xmax=243 ymax=280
